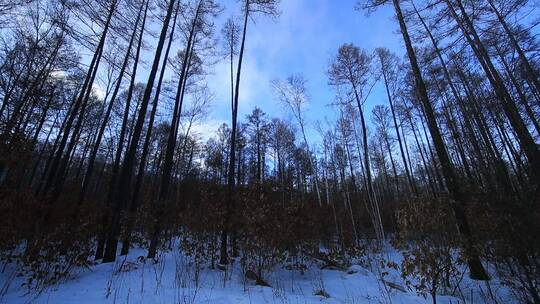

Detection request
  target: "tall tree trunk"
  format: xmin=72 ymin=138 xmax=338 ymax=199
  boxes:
xmin=121 ymin=3 xmax=179 ymax=256
xmin=486 ymin=0 xmax=540 ymax=100
xmin=445 ymin=0 xmax=540 ymax=186
xmin=351 ymin=84 xmax=385 ymax=242
xmin=147 ymin=0 xmax=190 ymax=259
xmin=412 ymin=0 xmax=495 ymax=190
xmin=78 ymin=2 xmax=144 ymax=206
xmin=220 ymin=0 xmax=250 ymax=266
xmin=379 ymin=59 xmax=416 ymax=194
xmin=95 ymin=0 xmax=149 ymax=261
xmin=40 ymin=0 xmax=116 ymax=205
xmin=495 ymin=46 xmax=540 ymax=136
xmin=392 ymin=0 xmax=489 ymax=280
xmin=101 ymin=0 xmax=171 ymax=263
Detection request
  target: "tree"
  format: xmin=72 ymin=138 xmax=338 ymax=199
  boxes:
xmin=148 ymin=0 xmax=220 ymax=260
xmin=102 ymin=0 xmax=176 ymax=263
xmin=273 ymin=74 xmax=322 ymax=205
xmin=375 ymin=48 xmax=417 ymax=194
xmin=246 ymin=107 xmax=269 ymax=184
xmin=219 ymin=0 xmax=280 ymax=266
xmin=78 ymin=0 xmax=146 ymax=206
xmin=359 ymin=0 xmax=489 ymax=280
xmin=328 ymin=43 xmax=385 ymax=242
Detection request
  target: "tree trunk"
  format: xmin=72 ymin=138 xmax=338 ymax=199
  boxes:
xmin=445 ymin=0 xmax=540 ymax=186
xmin=121 ymin=3 xmax=179 ymax=256
xmin=220 ymin=0 xmax=250 ymax=266
xmin=101 ymin=0 xmax=170 ymax=263
xmin=392 ymin=0 xmax=489 ymax=280
xmin=78 ymin=2 xmax=144 ymax=206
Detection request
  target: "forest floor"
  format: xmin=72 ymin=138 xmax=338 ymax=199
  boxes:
xmin=0 ymin=243 xmax=513 ymax=304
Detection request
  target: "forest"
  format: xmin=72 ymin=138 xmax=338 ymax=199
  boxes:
xmin=0 ymin=0 xmax=539 ymax=303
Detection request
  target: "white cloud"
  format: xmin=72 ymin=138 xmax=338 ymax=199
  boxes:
xmin=189 ymin=118 xmax=225 ymax=142
xmin=92 ymin=84 xmax=106 ymax=100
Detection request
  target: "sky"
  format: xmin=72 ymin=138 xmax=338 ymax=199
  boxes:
xmin=85 ymin=0 xmax=405 ymax=145
xmin=194 ymin=0 xmax=404 ymax=142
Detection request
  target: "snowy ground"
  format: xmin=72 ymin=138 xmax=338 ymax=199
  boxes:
xmin=0 ymin=244 xmax=513 ymax=304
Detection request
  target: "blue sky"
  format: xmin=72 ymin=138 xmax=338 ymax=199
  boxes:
xmin=198 ymin=0 xmax=404 ymax=142
xmin=86 ymin=0 xmax=405 ymax=143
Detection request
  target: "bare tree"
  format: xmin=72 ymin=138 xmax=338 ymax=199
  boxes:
xmin=328 ymin=43 xmax=385 ymax=242
xmin=359 ymin=0 xmax=489 ymax=280
xmin=219 ymin=0 xmax=280 ymax=266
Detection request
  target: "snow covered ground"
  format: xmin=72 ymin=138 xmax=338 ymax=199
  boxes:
xmin=0 ymin=244 xmax=513 ymax=304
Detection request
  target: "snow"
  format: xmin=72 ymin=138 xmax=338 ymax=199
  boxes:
xmin=0 ymin=244 xmax=513 ymax=304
